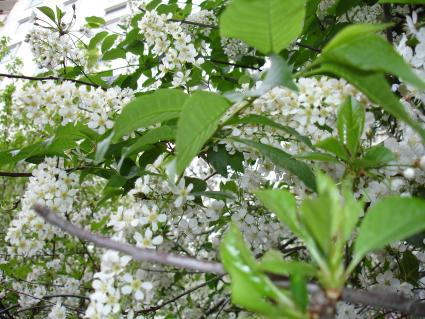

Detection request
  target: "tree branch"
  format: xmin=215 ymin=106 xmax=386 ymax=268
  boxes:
xmin=0 ymin=73 xmax=103 ymax=89
xmin=32 ymin=205 xmax=224 ymax=274
xmin=136 ymin=275 xmax=224 ymax=315
xmin=32 ymin=205 xmax=425 ymax=316
xmin=0 ymin=171 xmax=32 ymax=177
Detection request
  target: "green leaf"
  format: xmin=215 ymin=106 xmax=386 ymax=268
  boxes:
xmin=256 ymin=189 xmax=301 ymax=236
xmin=85 ymin=16 xmax=106 ymax=27
xmin=176 ymin=91 xmax=231 ymax=174
xmin=337 ymin=97 xmax=365 ymax=156
xmin=220 ymin=225 xmax=294 ymax=316
xmin=206 ymin=145 xmax=244 ymax=177
xmin=353 ymin=197 xmax=425 ymax=264
xmin=316 ymin=137 xmax=349 ymax=161
xmin=89 ymin=31 xmax=108 ymax=50
xmin=103 ymin=48 xmax=126 ymax=61
xmin=37 ymin=6 xmax=56 ymax=23
xmin=399 ymin=251 xmax=420 ymax=284
xmin=118 ymin=126 xmax=175 ymax=170
xmin=258 ymin=250 xmax=317 ymax=277
xmin=321 ymin=25 xmax=425 ymax=90
xmin=235 ymin=138 xmax=317 ymax=191
xmin=114 ymin=89 xmax=188 ymax=141
xmin=291 ymin=274 xmax=308 ymax=312
xmin=355 ymin=145 xmax=395 ymax=169
xmin=312 ymin=62 xmax=425 ymax=140
xmin=228 ymin=114 xmax=313 ymax=149
xmin=220 ymin=0 xmax=306 ymax=54
xmin=102 ymin=34 xmax=119 ymax=53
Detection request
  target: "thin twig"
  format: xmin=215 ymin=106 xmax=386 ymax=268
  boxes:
xmin=0 ymin=171 xmax=32 ymax=177
xmin=0 ymin=73 xmax=102 ymax=89
xmin=136 ymin=275 xmax=224 ymax=314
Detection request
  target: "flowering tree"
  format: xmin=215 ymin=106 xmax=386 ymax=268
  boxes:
xmin=1 ymin=0 xmax=425 ymax=318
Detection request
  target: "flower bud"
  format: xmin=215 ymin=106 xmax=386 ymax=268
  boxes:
xmin=420 ymin=155 xmax=425 ymax=170
xmin=403 ymin=167 xmax=415 ymax=180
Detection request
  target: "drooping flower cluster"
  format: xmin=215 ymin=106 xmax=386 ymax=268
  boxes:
xmin=5 ymin=157 xmax=79 ymax=257
xmin=137 ymin=10 xmax=204 ymax=87
xmin=25 ymin=28 xmax=89 ymax=71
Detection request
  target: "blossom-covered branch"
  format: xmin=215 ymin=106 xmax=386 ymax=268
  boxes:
xmin=32 ymin=205 xmax=225 ymax=274
xmin=33 ymin=205 xmax=425 ymax=316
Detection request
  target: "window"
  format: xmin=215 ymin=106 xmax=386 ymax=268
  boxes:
xmin=63 ymin=0 xmax=77 ymax=9
xmin=28 ymin=0 xmax=43 ymax=8
xmin=104 ymin=2 xmax=129 ymax=33
xmin=105 ymin=2 xmax=128 ymax=22
xmin=15 ymin=17 xmax=32 ymax=41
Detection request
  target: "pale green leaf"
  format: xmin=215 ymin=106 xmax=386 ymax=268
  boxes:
xmin=255 ymin=189 xmax=301 ymax=236
xmin=113 ymin=89 xmax=188 ymax=141
xmin=220 ymin=0 xmax=306 ymax=54
xmin=176 ymin=91 xmax=231 ymax=174
xmin=321 ymin=26 xmax=425 ymax=90
xmin=337 ymin=97 xmax=365 ymax=156
xmin=354 ymin=197 xmax=425 ymax=263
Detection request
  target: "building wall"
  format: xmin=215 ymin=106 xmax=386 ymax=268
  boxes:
xmin=0 ymin=0 xmax=130 ymax=73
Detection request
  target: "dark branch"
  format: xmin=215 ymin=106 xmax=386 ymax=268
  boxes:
xmin=136 ymin=275 xmax=224 ymax=315
xmin=296 ymin=43 xmax=321 ymax=53
xmin=33 ymin=205 xmax=425 ymax=316
xmin=208 ymin=58 xmax=262 ymax=70
xmin=0 ymin=171 xmax=32 ymax=177
xmin=0 ymin=73 xmax=103 ymax=89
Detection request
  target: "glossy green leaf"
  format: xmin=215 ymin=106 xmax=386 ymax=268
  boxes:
xmin=176 ymin=91 xmax=231 ymax=174
xmin=291 ymin=274 xmax=308 ymax=312
xmin=220 ymin=0 xmax=306 ymax=54
xmin=220 ymin=225 xmax=295 ymax=316
xmin=353 ymin=197 xmax=425 ymax=264
xmin=37 ymin=6 xmax=56 ymax=23
xmin=321 ymin=25 xmax=425 ymax=90
xmin=337 ymin=97 xmax=365 ymax=156
xmin=123 ymin=126 xmax=175 ymax=158
xmin=235 ymin=139 xmax=316 ymax=191
xmin=316 ymin=137 xmax=349 ymax=161
xmin=355 ymin=145 xmax=395 ymax=169
xmin=114 ymin=89 xmax=188 ymax=141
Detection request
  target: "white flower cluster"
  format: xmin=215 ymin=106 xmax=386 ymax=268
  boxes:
xmin=185 ymin=9 xmax=217 ymax=36
xmin=13 ymin=81 xmax=134 ymax=134
xmin=221 ymin=37 xmax=251 ymax=61
xmin=229 ymin=76 xmax=368 ymax=147
xmin=85 ymin=251 xmax=154 ymax=318
xmin=137 ymin=10 xmax=204 ymax=87
xmin=6 ymin=157 xmax=78 ymax=257
xmin=26 ymin=28 xmax=88 ymax=70
xmin=397 ymin=11 xmax=425 ymax=103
